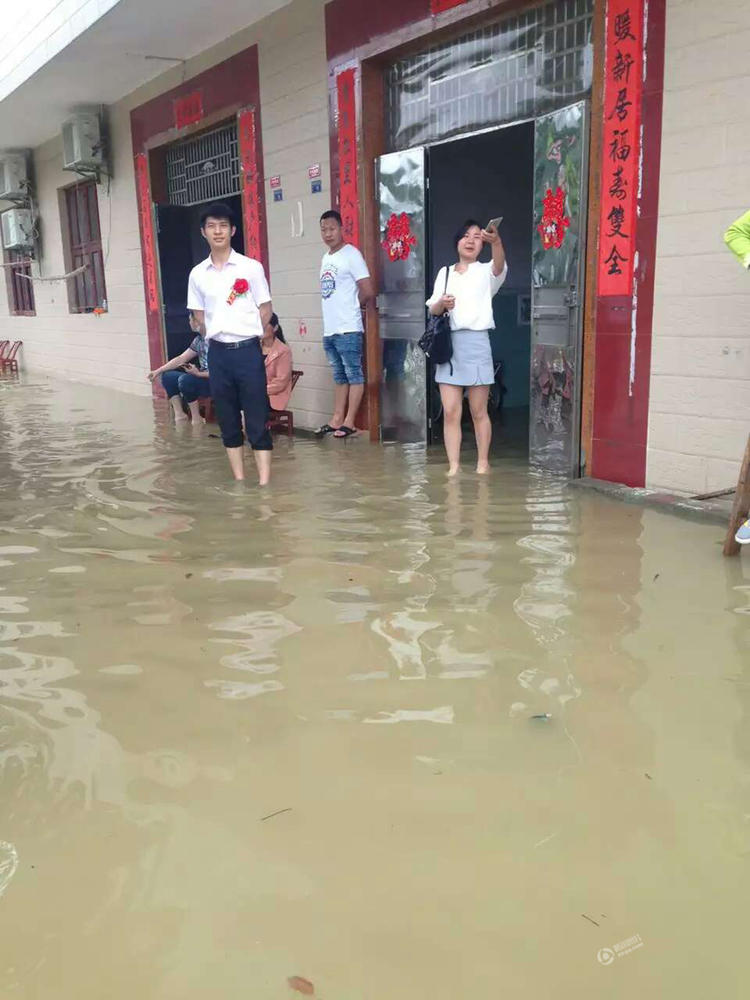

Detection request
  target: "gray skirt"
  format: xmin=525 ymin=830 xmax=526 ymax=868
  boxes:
xmin=434 ymin=328 xmax=494 ymax=386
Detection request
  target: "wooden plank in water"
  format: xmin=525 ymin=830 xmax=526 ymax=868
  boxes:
xmin=723 ymin=434 xmax=750 ymax=557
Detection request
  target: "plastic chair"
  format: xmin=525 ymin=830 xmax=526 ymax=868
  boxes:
xmin=198 ymin=370 xmax=303 ymax=437
xmin=267 ymin=370 xmax=303 ymax=437
xmin=0 ymin=341 xmax=21 ymax=376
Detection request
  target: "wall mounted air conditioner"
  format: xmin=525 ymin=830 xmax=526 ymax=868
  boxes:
xmin=0 ymin=155 xmax=28 ymax=200
xmin=1 ymin=208 xmax=34 ymax=249
xmin=62 ymin=112 xmax=103 ymax=171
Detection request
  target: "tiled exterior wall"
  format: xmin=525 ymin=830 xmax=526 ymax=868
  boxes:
xmin=0 ymin=0 xmax=335 ymax=428
xmin=647 ymin=0 xmax=750 ymax=494
xmin=0 ymin=102 xmax=152 ymax=396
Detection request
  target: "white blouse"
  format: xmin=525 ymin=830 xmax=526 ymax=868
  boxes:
xmin=426 ymin=260 xmax=508 ymax=331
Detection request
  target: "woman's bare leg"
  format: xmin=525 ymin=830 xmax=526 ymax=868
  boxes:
xmin=187 ymin=400 xmax=204 ymax=424
xmin=169 ymin=396 xmax=188 ymax=422
xmin=440 ymin=383 xmax=464 ymax=476
xmin=468 ymin=385 xmax=491 ymax=473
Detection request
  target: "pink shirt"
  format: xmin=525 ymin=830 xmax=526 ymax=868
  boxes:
xmin=264 ymin=340 xmax=293 ymax=411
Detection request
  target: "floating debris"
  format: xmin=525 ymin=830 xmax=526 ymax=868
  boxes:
xmin=261 ymin=808 xmax=293 ymax=822
xmin=288 ymin=975 xmax=315 ymax=995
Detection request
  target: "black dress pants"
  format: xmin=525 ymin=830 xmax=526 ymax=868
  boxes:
xmin=208 ymin=337 xmax=272 ymax=450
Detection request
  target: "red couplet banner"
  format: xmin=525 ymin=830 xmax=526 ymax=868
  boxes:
xmin=237 ymin=107 xmax=263 ymax=264
xmin=336 ymin=68 xmax=360 ymax=248
xmin=598 ymin=0 xmax=644 ymax=297
xmin=134 ymin=153 xmax=159 ymax=315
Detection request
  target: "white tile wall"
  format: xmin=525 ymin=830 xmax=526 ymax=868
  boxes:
xmin=647 ymin=0 xmax=750 ymax=494
xmin=0 ymin=0 xmax=338 ymax=429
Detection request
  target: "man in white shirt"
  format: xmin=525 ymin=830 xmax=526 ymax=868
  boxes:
xmin=187 ymin=202 xmax=274 ymax=485
xmin=317 ymin=210 xmax=375 ymax=438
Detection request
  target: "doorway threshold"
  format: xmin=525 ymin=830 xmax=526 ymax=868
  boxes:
xmin=569 ymin=477 xmax=732 ymax=527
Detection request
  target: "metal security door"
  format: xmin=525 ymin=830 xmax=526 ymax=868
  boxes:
xmin=376 ymin=148 xmax=427 ymax=444
xmin=156 ymin=205 xmax=194 ymax=359
xmin=530 ymin=101 xmax=589 ymax=475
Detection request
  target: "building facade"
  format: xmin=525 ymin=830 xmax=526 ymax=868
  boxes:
xmin=0 ymin=0 xmax=748 ymax=496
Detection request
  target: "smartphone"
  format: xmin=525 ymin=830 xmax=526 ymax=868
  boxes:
xmin=486 ymin=216 xmax=503 ymax=232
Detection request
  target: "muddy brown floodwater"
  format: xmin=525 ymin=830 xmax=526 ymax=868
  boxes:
xmin=1 ymin=379 xmax=749 ymax=998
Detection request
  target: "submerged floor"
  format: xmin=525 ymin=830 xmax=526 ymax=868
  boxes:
xmin=1 ymin=378 xmax=749 ymax=998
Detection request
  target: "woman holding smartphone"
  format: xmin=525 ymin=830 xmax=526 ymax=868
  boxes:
xmin=426 ymin=218 xmax=507 ymax=476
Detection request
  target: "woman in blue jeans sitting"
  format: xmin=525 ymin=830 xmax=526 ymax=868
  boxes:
xmin=147 ymin=317 xmax=209 ymax=424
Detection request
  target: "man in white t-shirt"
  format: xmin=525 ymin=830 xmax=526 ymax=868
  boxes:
xmin=187 ymin=202 xmax=274 ymax=485
xmin=317 ymin=210 xmax=375 ymax=438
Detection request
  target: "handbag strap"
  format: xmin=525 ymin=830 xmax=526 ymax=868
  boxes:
xmin=443 ymin=265 xmax=450 ymax=293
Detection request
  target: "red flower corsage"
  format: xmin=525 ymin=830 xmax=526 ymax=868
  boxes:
xmin=227 ymin=277 xmax=249 ymax=305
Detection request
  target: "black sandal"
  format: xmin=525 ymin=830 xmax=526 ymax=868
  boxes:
xmin=315 ymin=424 xmax=337 ymax=437
xmin=333 ymin=425 xmax=357 ymax=438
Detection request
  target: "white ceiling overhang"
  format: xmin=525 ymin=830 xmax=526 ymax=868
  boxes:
xmin=0 ymin=0 xmax=293 ymax=150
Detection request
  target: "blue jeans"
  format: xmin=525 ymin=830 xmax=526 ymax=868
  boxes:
xmin=323 ymin=332 xmax=364 ymax=385
xmin=208 ymin=338 xmax=272 ymax=451
xmin=161 ymin=370 xmax=209 ymax=403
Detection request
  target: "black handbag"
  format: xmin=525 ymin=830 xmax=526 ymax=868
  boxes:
xmin=418 ymin=266 xmax=453 ymax=368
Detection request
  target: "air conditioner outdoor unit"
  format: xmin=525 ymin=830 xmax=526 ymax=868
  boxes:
xmin=1 ymin=208 xmax=34 ymax=249
xmin=62 ymin=112 xmax=103 ymax=171
xmin=0 ymin=155 xmax=28 ymax=200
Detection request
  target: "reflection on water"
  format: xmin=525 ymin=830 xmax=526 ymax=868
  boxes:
xmin=1 ymin=379 xmax=749 ymax=998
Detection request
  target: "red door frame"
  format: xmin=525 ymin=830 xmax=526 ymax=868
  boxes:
xmin=324 ymin=0 xmax=666 ymax=485
xmin=130 ymin=46 xmax=268 ymax=378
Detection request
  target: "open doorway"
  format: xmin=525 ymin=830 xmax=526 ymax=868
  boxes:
xmin=156 ymin=195 xmax=244 ymax=359
xmin=426 ymin=122 xmax=534 ymax=453
xmin=152 ymin=121 xmax=245 ymax=359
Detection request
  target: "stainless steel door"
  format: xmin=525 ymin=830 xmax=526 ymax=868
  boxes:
xmin=530 ymin=101 xmax=589 ymax=475
xmin=376 ymin=148 xmax=427 ymax=444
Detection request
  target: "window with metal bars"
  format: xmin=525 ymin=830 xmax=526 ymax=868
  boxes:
xmin=165 ymin=123 xmax=240 ymax=207
xmin=385 ymin=0 xmax=594 ymax=151
xmin=4 ymin=250 xmax=35 ymax=316
xmin=61 ymin=181 xmax=107 ymax=313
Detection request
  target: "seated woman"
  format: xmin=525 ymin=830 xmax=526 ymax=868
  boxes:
xmin=262 ymin=313 xmax=293 ymax=412
xmin=147 ymin=315 xmax=209 ymax=424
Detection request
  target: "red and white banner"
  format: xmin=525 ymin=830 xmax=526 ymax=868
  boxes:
xmin=598 ymin=0 xmax=644 ymax=297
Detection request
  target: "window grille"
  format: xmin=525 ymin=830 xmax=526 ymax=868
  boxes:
xmin=385 ymin=0 xmax=594 ymax=150
xmin=165 ymin=123 xmax=240 ymax=206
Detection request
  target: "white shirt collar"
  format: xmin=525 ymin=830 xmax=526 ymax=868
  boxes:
xmin=204 ymin=248 xmax=239 ymax=271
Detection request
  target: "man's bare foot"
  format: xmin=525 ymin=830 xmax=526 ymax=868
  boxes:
xmin=476 ymin=463 xmax=490 ymax=475
xmin=446 ymin=465 xmax=460 ymax=478
xmin=174 ymin=414 xmax=189 ymax=423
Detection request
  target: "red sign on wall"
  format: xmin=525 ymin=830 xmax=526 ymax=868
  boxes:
xmin=173 ymin=91 xmax=203 ymax=130
xmin=598 ymin=0 xmax=643 ymax=297
xmin=336 ymin=68 xmax=359 ymax=248
xmin=430 ymin=0 xmax=468 ymax=13
xmin=237 ymin=107 xmax=263 ymax=263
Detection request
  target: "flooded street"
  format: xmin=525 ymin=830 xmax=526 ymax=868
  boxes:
xmin=1 ymin=378 xmax=749 ymax=999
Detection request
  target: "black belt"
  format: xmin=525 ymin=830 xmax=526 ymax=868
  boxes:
xmin=210 ymin=337 xmax=259 ymax=350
